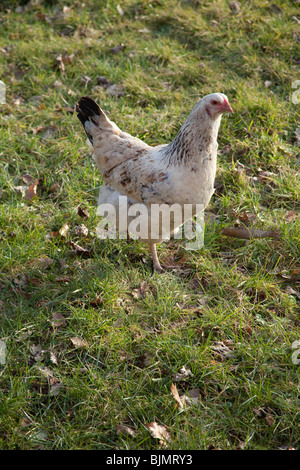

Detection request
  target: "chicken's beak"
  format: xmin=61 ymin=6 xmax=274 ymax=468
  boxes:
xmin=221 ymin=99 xmax=234 ymax=114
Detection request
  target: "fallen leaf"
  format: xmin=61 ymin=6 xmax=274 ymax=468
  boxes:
xmin=116 ymin=424 xmax=137 ymax=437
xmin=96 ymin=76 xmax=112 ymax=88
xmin=286 ymin=286 xmax=300 ymax=300
xmin=138 ymin=28 xmax=152 ymax=34
xmin=285 ymin=210 xmax=296 ymax=223
xmin=30 ymin=344 xmax=43 ymax=362
xmin=49 ymin=382 xmax=63 ymax=397
xmin=70 ymin=336 xmax=88 ymax=349
xmin=132 ymin=280 xmax=148 ymax=299
xmin=269 ymin=3 xmax=282 ymax=14
xmin=21 ymin=417 xmax=33 ymax=428
xmin=81 ymin=75 xmax=92 ymax=87
xmin=53 ymin=79 xmax=63 ymax=89
xmin=74 ymin=224 xmax=89 ymax=237
xmin=116 ymin=4 xmax=124 ymax=16
xmin=51 ymin=312 xmax=67 ymax=329
xmin=265 ymin=413 xmax=275 ymax=427
xmin=45 ymin=231 xmax=60 ymax=241
xmin=221 ymin=227 xmax=281 ymax=240
xmin=170 ymin=383 xmax=184 ymax=409
xmin=279 ymin=445 xmax=296 ymax=450
xmin=229 ymin=1 xmax=241 ymax=14
xmin=181 ymin=388 xmax=200 ymax=407
xmin=55 ymin=53 xmax=75 ymax=73
xmin=59 ymin=258 xmax=69 ymax=270
xmin=49 ymin=183 xmax=60 ymax=193
xmin=237 ymin=211 xmax=257 ymax=226
xmin=55 ymin=277 xmax=70 ymax=283
xmin=272 ymin=267 xmax=300 ymax=281
xmin=25 ymin=178 xmax=39 ymax=201
xmin=59 ymin=222 xmax=70 ymax=238
xmin=253 ymin=407 xmax=275 ymax=427
xmin=106 ymin=84 xmax=125 ymax=97
xmin=33 ymin=125 xmax=58 ymax=140
xmin=50 ymin=351 xmax=58 ymax=365
xmin=69 ymin=241 xmax=92 ymax=257
xmin=33 ymin=256 xmax=54 ymax=270
xmin=78 ymin=206 xmax=90 ymax=219
xmin=109 ymin=44 xmax=126 ymax=54
xmin=146 ymin=422 xmax=172 ymax=448
xmin=257 ymin=169 xmax=277 ymax=183
xmin=22 ymin=173 xmax=34 ymax=185
xmin=211 ymin=341 xmax=234 ymax=359
xmin=173 ymin=366 xmax=193 ymax=382
xmin=13 ymin=185 xmax=27 ymax=197
xmin=233 ymin=161 xmax=254 ymax=176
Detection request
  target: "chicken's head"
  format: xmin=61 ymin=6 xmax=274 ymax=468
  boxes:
xmin=203 ymin=93 xmax=233 ymax=119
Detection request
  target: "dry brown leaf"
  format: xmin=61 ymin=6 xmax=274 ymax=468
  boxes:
xmin=25 ymin=178 xmax=39 ymax=201
xmin=33 ymin=256 xmax=54 ymax=270
xmin=49 ymin=183 xmax=60 ymax=193
xmin=279 ymin=445 xmax=296 ymax=450
xmin=45 ymin=231 xmax=60 ymax=241
xmin=13 ymin=185 xmax=27 ymax=197
xmin=51 ymin=312 xmax=67 ymax=329
xmin=20 ymin=417 xmax=33 ymax=428
xmin=22 ymin=173 xmax=34 ymax=185
xmin=173 ymin=366 xmax=193 ymax=382
xmin=59 ymin=222 xmax=70 ymax=237
xmin=70 ymin=336 xmax=88 ymax=349
xmin=74 ymin=224 xmax=89 ymax=237
xmin=106 ymin=84 xmax=125 ymax=97
xmin=146 ymin=421 xmax=171 ymax=448
xmin=116 ymin=424 xmax=137 ymax=437
xmin=55 ymin=277 xmax=70 ymax=283
xmin=211 ymin=341 xmax=234 ymax=359
xmin=49 ymin=382 xmax=63 ymax=397
xmin=170 ymin=383 xmax=184 ymax=409
xmin=69 ymin=240 xmax=92 ymax=257
xmin=30 ymin=344 xmax=43 ymax=362
xmin=96 ymin=76 xmax=112 ymax=88
xmin=181 ymin=388 xmax=200 ymax=407
xmin=116 ymin=4 xmax=124 ymax=16
xmin=55 ymin=53 xmax=75 ymax=73
xmin=78 ymin=206 xmax=90 ymax=219
xmin=265 ymin=413 xmax=275 ymax=427
xmin=50 ymin=351 xmax=58 ymax=365
xmin=109 ymin=44 xmax=126 ymax=54
xmin=286 ymin=286 xmax=300 ymax=300
xmin=132 ymin=280 xmax=148 ymax=299
xmin=229 ymin=1 xmax=241 ymax=14
xmin=221 ymin=227 xmax=280 ymax=240
xmin=285 ymin=210 xmax=296 ymax=223
xmin=233 ymin=161 xmax=254 ymax=176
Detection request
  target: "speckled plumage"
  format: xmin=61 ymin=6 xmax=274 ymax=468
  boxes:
xmin=76 ymin=93 xmax=232 ymax=272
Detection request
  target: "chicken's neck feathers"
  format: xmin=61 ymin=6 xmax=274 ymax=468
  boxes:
xmin=162 ymin=108 xmax=221 ymax=167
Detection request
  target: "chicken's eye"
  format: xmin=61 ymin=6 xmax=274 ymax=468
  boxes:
xmin=211 ymin=100 xmax=218 ymax=105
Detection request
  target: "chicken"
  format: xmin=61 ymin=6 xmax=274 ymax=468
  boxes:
xmin=76 ymin=93 xmax=233 ymax=272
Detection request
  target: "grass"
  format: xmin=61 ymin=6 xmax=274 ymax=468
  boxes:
xmin=0 ymin=0 xmax=299 ymax=450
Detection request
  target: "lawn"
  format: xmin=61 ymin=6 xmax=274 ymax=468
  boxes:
xmin=0 ymin=0 xmax=299 ymax=450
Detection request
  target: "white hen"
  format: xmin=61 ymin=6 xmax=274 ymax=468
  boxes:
xmin=76 ymin=93 xmax=233 ymax=272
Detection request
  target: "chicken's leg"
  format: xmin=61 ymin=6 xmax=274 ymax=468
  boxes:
xmin=149 ymin=243 xmax=165 ymax=273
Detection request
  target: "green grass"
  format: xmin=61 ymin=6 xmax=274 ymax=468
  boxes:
xmin=0 ymin=0 xmax=299 ymax=450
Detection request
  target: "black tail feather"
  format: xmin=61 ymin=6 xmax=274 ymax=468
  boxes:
xmin=76 ymin=96 xmax=102 ymax=143
xmin=76 ymin=96 xmax=101 ymax=119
